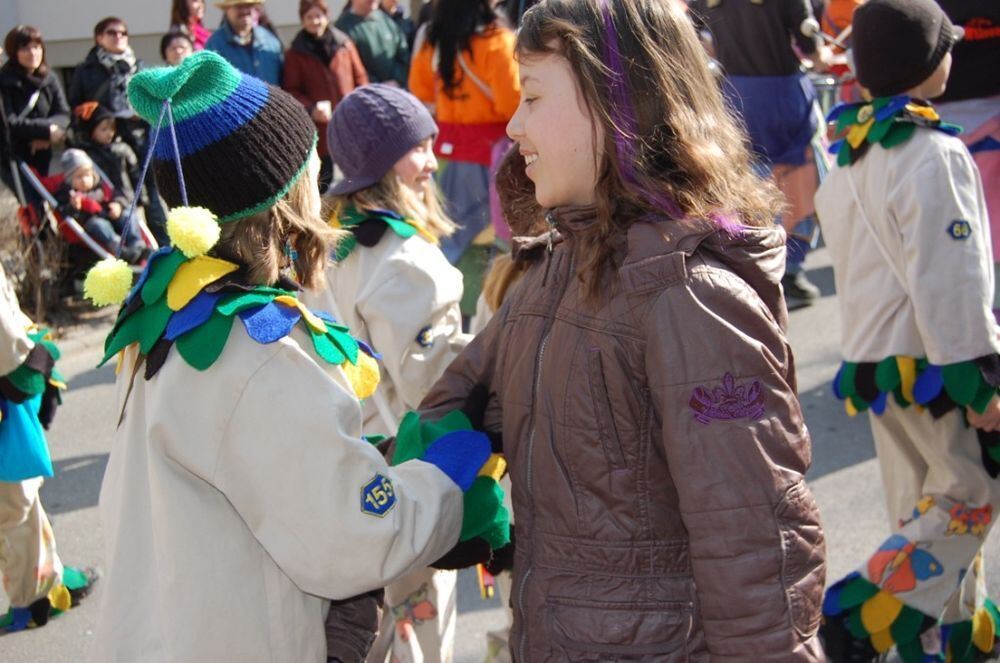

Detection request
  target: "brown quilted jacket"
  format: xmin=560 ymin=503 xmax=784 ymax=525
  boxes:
xmin=420 ymin=207 xmax=827 ymax=661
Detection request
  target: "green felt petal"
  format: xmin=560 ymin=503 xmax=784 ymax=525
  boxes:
xmin=949 ymin=619 xmax=974 ymax=663
xmin=6 ymin=363 xmax=46 ymax=396
xmin=897 ymin=639 xmax=924 ymax=663
xmin=141 ymin=250 xmax=187 ymax=305
xmin=866 ymin=117 xmax=895 ymax=145
xmin=100 ymin=298 xmax=173 ymax=364
xmin=943 ymin=361 xmax=982 ymax=406
xmin=384 ymin=217 xmax=418 ymax=239
xmin=875 ymin=357 xmax=901 ymax=393
xmin=837 ymin=144 xmax=853 ymax=167
xmin=836 ymin=105 xmax=862 ymax=133
xmin=392 ymin=410 xmax=474 ymax=465
xmin=986 ymin=599 xmax=1000 ymax=627
xmin=838 ymin=363 xmax=859 ymax=399
xmin=459 ymin=477 xmax=509 ymax=547
xmin=893 ymin=387 xmax=912 ymax=408
xmin=847 ymin=608 xmax=869 ymax=639
xmin=0 ymin=610 xmax=11 ymax=628
xmin=970 ymin=379 xmax=996 ymax=414
xmin=987 ymin=444 xmax=1000 ymax=463
xmin=334 ymin=234 xmax=358 ymax=262
xmin=327 ymin=328 xmax=359 ymax=365
xmin=849 ymin=394 xmax=869 ymax=413
xmin=310 ymin=327 xmax=347 ymax=365
xmin=175 ymin=310 xmax=235 ymax=371
xmin=839 ymin=576 xmax=880 ymax=609
xmin=890 ymin=607 xmax=926 ymax=647
xmin=880 ymin=122 xmax=917 ymax=150
xmin=217 ymin=291 xmax=278 ymax=316
xmin=61 ymin=566 xmax=90 ymax=591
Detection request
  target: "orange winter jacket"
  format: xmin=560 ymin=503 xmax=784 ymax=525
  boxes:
xmin=409 ymin=25 xmax=519 ymax=164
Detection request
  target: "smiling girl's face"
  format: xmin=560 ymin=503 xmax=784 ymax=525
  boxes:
xmin=393 ymin=137 xmax=438 ymax=195
xmin=506 ymin=49 xmax=602 ymax=209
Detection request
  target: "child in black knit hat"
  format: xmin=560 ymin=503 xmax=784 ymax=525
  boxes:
xmin=816 ymin=0 xmax=1000 ymax=660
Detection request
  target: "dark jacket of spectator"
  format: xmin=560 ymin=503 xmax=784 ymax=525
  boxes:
xmin=335 ymin=9 xmax=409 ymax=86
xmin=0 ymin=61 xmax=69 ymax=176
xmin=283 ymin=28 xmax=368 ymax=159
xmin=68 ymin=46 xmax=143 ymax=117
xmin=936 ymin=0 xmax=1000 ymax=103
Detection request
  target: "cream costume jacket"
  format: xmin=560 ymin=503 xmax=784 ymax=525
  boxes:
xmin=303 ymin=224 xmax=471 ymax=435
xmin=92 ymin=323 xmax=464 ymax=663
xmin=816 ymin=129 xmax=999 ymax=364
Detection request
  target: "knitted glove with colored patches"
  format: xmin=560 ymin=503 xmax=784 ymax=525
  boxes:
xmin=393 ymin=410 xmax=511 ymax=568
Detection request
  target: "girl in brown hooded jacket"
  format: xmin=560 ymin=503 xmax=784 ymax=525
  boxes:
xmin=416 ymin=0 xmax=828 ymax=660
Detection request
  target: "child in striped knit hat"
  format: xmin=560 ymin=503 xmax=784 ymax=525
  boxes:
xmin=88 ymin=51 xmax=508 ymax=662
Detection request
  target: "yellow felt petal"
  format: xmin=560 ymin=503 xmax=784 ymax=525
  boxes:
xmin=342 ymin=351 xmax=381 ymax=400
xmin=329 ymin=213 xmax=342 ymax=229
xmin=973 ymin=608 xmax=996 ymax=652
xmin=906 ymin=104 xmax=940 ymax=121
xmin=898 ymin=356 xmax=917 ymax=403
xmin=478 ymin=454 xmax=507 ymax=482
xmin=48 ymin=378 xmax=67 ymax=390
xmin=846 ymin=399 xmax=858 ymax=417
xmin=861 ymin=591 xmax=903 ymax=635
xmin=847 ymin=118 xmax=875 ymax=149
xmin=870 ymin=628 xmax=895 ymax=654
xmin=165 ymin=256 xmax=239 ymax=310
xmin=410 ymin=220 xmax=439 ymax=245
xmin=48 ymin=584 xmax=72 ymax=612
xmin=273 ymin=295 xmax=326 ymax=333
xmin=114 ymin=349 xmax=125 ymax=375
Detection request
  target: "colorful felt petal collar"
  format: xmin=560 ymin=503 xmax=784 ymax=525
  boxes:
xmin=100 ymin=248 xmax=381 ymax=399
xmin=827 ymin=96 xmax=962 ymax=167
xmin=331 ymin=206 xmax=437 ymax=261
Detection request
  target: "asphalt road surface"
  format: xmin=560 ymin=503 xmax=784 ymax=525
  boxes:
xmin=2 ymin=246 xmax=998 ymax=662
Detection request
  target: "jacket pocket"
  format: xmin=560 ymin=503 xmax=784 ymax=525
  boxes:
xmin=586 ymin=349 xmax=626 ymax=470
xmin=545 ymin=596 xmax=693 ymax=660
xmin=775 ymin=480 xmax=826 ymax=638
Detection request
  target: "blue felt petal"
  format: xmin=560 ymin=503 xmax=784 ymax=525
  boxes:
xmin=832 ymin=364 xmax=846 ymax=399
xmin=822 ymin=584 xmax=844 ymax=617
xmin=875 ymin=96 xmax=910 ymax=121
xmin=357 ymin=339 xmax=382 ymax=360
xmin=164 ymin=290 xmax=223 ymax=341
xmin=871 ymin=390 xmax=888 ymax=415
xmin=826 ymin=102 xmax=854 ymax=123
xmin=421 ymin=429 xmax=491 ymax=491
xmin=369 ymin=207 xmax=406 ymax=221
xmin=125 ymin=247 xmax=173 ymax=305
xmin=913 ymin=364 xmax=945 ymax=404
xmin=828 ymin=138 xmax=845 ymax=155
xmin=315 ymin=310 xmax=337 ymax=325
xmin=239 ymin=302 xmax=301 ymax=344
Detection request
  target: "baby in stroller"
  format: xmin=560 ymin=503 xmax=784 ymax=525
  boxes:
xmin=54 ymin=149 xmax=145 ymax=264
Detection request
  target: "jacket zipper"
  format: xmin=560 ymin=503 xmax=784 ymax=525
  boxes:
xmin=517 ymin=231 xmax=569 ymax=662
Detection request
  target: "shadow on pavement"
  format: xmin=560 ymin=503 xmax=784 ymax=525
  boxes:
xmin=40 ymin=453 xmax=109 ymax=516
xmin=67 ymin=365 xmax=116 ymax=390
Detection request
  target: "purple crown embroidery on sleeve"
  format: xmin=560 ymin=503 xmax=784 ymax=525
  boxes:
xmin=689 ymin=373 xmax=765 ymax=425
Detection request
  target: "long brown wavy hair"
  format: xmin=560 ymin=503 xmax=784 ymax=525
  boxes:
xmin=516 ymin=0 xmax=781 ymax=300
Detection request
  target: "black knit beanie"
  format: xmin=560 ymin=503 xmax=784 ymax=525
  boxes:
xmin=127 ymin=51 xmax=317 ymax=222
xmin=852 ymin=0 xmax=964 ymax=98
xmin=72 ymin=102 xmax=115 ymax=141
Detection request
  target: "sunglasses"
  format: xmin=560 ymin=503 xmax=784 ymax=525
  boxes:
xmin=104 ymin=28 xmax=128 ymax=37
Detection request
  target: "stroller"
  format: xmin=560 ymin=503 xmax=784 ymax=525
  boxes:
xmin=12 ymin=159 xmax=158 ymax=309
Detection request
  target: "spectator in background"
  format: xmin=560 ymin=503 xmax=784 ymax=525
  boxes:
xmin=0 ymin=25 xmax=68 ymax=201
xmin=169 ymin=0 xmax=212 ymax=50
xmin=690 ymin=0 xmax=830 ymax=309
xmin=408 ymin=0 xmax=518 ymax=319
xmin=205 ymin=0 xmax=283 ymax=85
xmin=69 ymin=17 xmax=168 ymax=244
xmin=935 ymin=0 xmax=1000 ymax=310
xmin=381 ymin=0 xmax=416 ymax=48
xmin=161 ymin=31 xmax=195 ymax=65
xmin=69 ymin=102 xmax=140 ymax=207
xmin=284 ymin=0 xmax=368 ymax=191
xmin=335 ymin=0 xmax=409 ymax=86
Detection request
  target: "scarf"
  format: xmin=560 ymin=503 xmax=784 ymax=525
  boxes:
xmin=96 ymin=48 xmax=138 ymax=118
xmin=292 ymin=28 xmax=344 ymax=65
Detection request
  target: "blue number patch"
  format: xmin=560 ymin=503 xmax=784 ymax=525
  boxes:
xmin=947 ymin=220 xmax=972 ymax=240
xmin=360 ymin=474 xmax=396 ymax=517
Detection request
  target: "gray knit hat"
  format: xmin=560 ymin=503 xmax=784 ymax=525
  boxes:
xmin=327 ymin=84 xmax=438 ymax=196
xmin=61 ymin=148 xmax=95 ymax=180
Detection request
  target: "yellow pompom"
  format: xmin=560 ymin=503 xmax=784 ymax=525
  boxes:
xmin=166 ymin=206 xmax=220 ymax=258
xmin=342 ymin=351 xmax=381 ymax=401
xmin=84 ymin=257 xmax=133 ymax=307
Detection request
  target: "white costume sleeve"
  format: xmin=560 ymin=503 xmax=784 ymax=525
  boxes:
xmin=212 ymin=336 xmax=464 ymax=600
xmin=359 ymin=242 xmax=471 ymax=410
xmin=891 ymin=142 xmax=999 ymax=365
xmin=0 ymin=266 xmax=34 ymax=375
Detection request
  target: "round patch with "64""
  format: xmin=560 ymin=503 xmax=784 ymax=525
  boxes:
xmin=947 ymin=220 xmax=972 ymax=240
xmin=361 ymin=474 xmax=396 ymax=517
